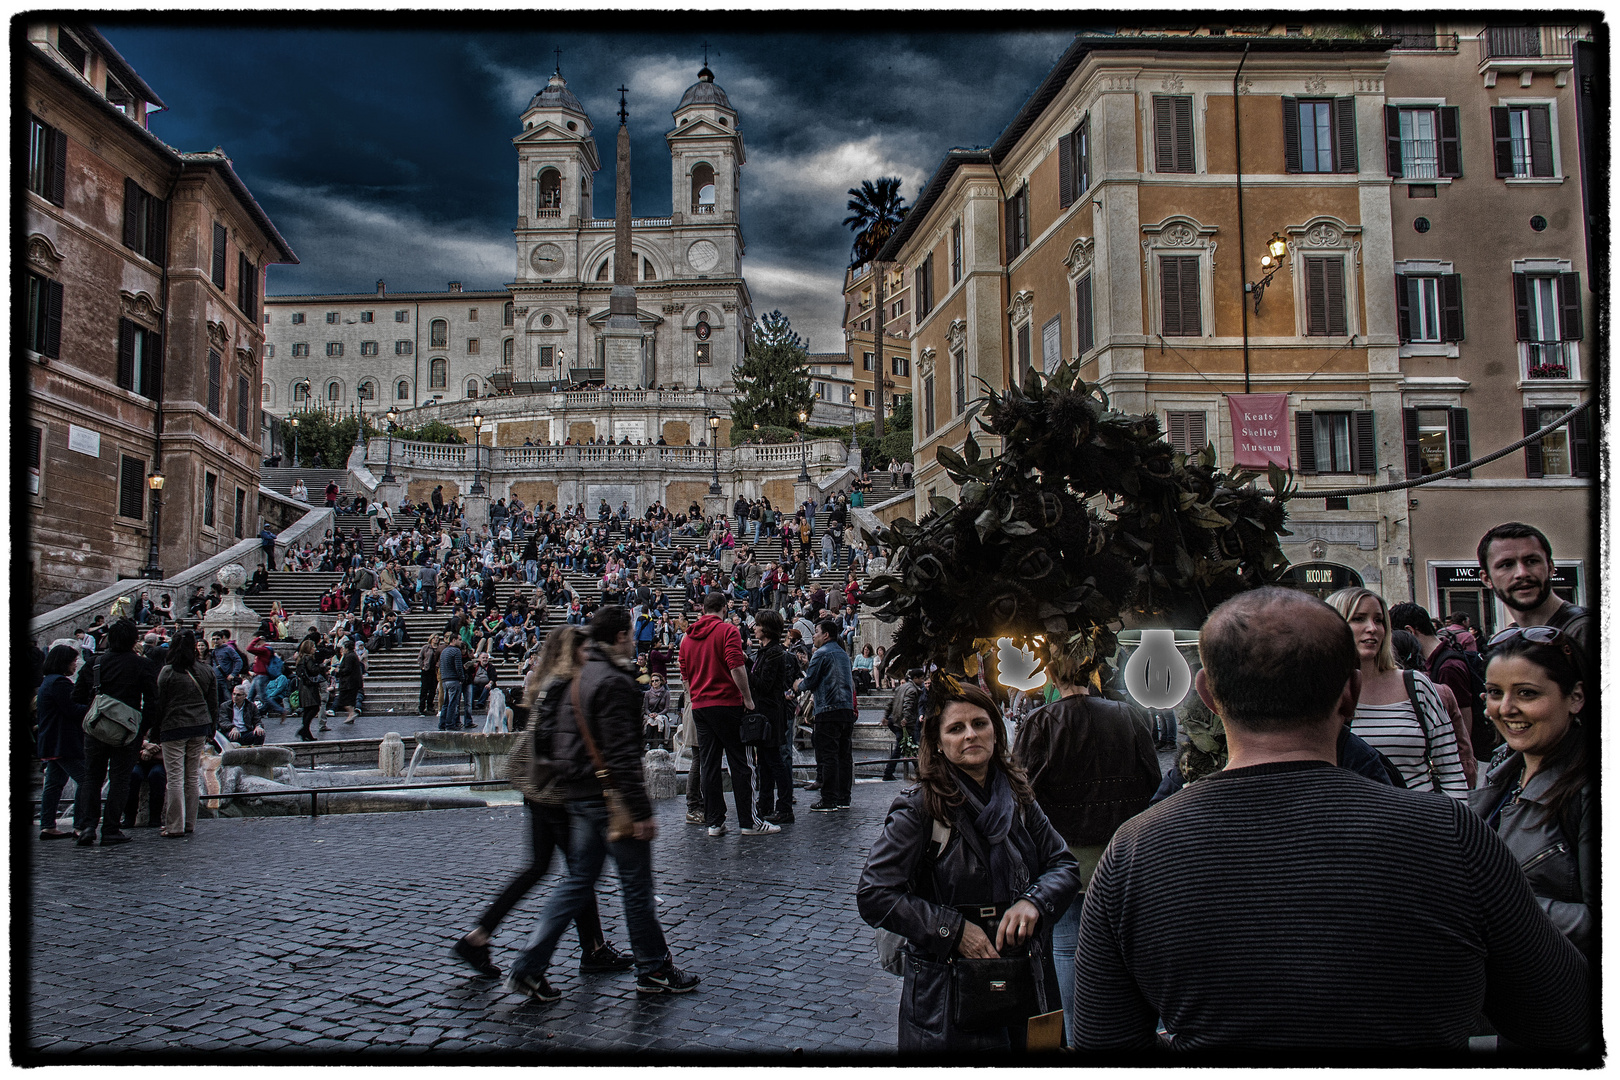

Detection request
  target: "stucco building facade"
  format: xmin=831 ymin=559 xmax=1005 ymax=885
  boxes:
xmin=23 ymin=22 xmax=295 ymax=615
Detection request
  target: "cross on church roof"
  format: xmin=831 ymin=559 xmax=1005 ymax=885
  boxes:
xmin=617 ymin=84 xmax=629 ymax=125
xmin=554 ymin=47 xmax=562 ymax=74
xmin=702 ymin=42 xmax=710 ymax=66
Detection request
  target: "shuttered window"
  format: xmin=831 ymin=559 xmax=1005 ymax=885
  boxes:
xmin=1384 ymin=106 xmax=1462 ymax=178
xmin=1016 ymin=322 xmax=1032 ymax=384
xmin=1304 ymin=256 xmax=1348 ymax=336
xmin=28 ymin=114 xmax=67 ymax=206
xmin=1153 ymin=95 xmax=1195 ymax=173
xmin=1159 ymin=255 xmax=1201 ymax=336
xmin=1395 ymin=274 xmax=1463 ymax=343
xmin=1512 ymin=272 xmax=1582 ymax=341
xmin=923 ymin=374 xmax=936 ymax=435
xmin=117 ymin=319 xmax=161 ymax=399
xmin=952 ymin=348 xmax=967 ymax=415
xmin=1283 ymin=98 xmax=1359 ymax=173
xmin=122 ymin=178 xmax=167 ymax=264
xmin=25 ymin=272 xmax=63 ymax=358
xmin=234 ymin=488 xmax=247 ymax=538
xmin=951 ymin=219 xmax=963 ymax=283
xmin=1493 ymin=105 xmax=1554 ymax=177
xmin=211 ymin=223 xmax=228 ymax=288
xmin=1058 ymin=117 xmax=1092 ymax=208
xmin=237 ymin=254 xmax=258 ymax=320
xmin=207 ymin=350 xmax=222 ymax=415
xmin=29 ymin=426 xmax=43 ymax=496
xmin=914 ymin=254 xmax=935 ymax=318
xmin=1005 ymin=184 xmax=1029 ymax=260
xmin=1295 ymin=410 xmax=1376 ymax=475
xmin=1404 ymin=407 xmax=1471 ymax=478
xmin=118 ymin=455 xmax=146 ymax=520
xmin=237 ymin=375 xmax=251 ymax=434
xmin=203 ymin=472 xmax=217 ymax=528
xmin=1075 ymin=274 xmax=1094 ymax=356
xmin=1522 ymin=406 xmax=1589 ymax=479
xmin=1166 ymin=411 xmax=1208 ymax=456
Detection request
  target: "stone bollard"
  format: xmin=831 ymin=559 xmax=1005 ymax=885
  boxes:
xmin=379 ymin=732 xmax=405 ymax=777
xmin=642 ymin=749 xmax=678 ymax=799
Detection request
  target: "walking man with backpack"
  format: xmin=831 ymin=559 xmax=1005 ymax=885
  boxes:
xmin=506 ymin=606 xmax=700 ymax=1001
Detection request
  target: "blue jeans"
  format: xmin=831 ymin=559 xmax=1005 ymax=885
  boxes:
xmin=1052 ymin=897 xmax=1082 ymax=1044
xmin=439 ymin=681 xmax=465 ymax=730
xmin=510 ymin=798 xmax=671 ymax=980
xmin=525 ymin=560 xmax=540 ymax=584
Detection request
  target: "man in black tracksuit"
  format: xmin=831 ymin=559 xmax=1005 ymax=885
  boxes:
xmin=71 ymin=619 xmax=158 ymax=846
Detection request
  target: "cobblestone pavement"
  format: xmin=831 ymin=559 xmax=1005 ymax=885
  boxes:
xmin=23 ymin=776 xmax=910 ymax=1060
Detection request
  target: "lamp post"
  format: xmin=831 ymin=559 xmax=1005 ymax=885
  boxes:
xmin=289 ymin=415 xmax=299 ymax=467
xmin=797 ymin=408 xmax=811 ymax=482
xmin=1247 ymin=232 xmax=1290 ymax=314
xmin=707 ymin=412 xmax=722 ymax=495
xmin=382 ymin=407 xmax=398 ymax=482
xmin=470 ymin=410 xmax=485 ymax=495
xmin=141 ymin=468 xmax=165 ymax=579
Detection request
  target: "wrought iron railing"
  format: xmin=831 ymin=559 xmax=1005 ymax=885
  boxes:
xmin=1480 ymin=25 xmax=1588 ymax=62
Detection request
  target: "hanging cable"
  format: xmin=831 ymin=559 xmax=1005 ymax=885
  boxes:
xmin=1281 ymin=399 xmax=1592 ymax=499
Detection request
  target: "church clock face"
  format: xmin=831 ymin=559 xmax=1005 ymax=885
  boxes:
xmin=686 ymin=239 xmax=720 ymax=273
xmin=529 ymin=243 xmax=564 ymax=274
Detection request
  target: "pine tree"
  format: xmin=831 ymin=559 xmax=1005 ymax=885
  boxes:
xmin=730 ymin=310 xmax=814 ymax=430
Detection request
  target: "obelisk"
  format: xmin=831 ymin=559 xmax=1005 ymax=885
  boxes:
xmin=602 ymin=85 xmax=645 ymax=388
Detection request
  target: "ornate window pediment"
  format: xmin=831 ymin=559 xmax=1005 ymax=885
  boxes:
xmin=1007 ymin=289 xmax=1035 ymax=325
xmin=945 ymin=317 xmax=967 ymax=351
xmin=918 ymin=346 xmax=936 ymax=379
xmin=120 ymin=290 xmax=163 ymax=329
xmin=206 ymin=320 xmax=230 ymax=350
xmin=1140 ymin=215 xmax=1218 ymax=267
xmin=27 ymin=234 xmax=64 ymax=276
xmin=1063 ymin=237 xmax=1095 ymax=278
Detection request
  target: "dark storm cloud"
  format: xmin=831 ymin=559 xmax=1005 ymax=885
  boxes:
xmin=97 ymin=17 xmax=1076 ymax=348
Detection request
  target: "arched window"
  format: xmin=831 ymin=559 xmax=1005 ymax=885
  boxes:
xmin=326 ymin=380 xmax=341 ymax=401
xmin=596 ymin=259 xmax=611 ymax=282
xmin=430 ymin=358 xmax=447 ymax=388
xmin=503 ymin=338 xmax=514 ymax=366
xmin=503 ymin=301 xmax=513 ymax=327
xmin=643 ymin=257 xmax=657 ymax=281
xmin=396 ymin=379 xmax=411 ymax=400
xmin=292 ymin=381 xmax=310 ymax=403
xmin=261 ymin=382 xmax=274 ymax=407
xmin=358 ymin=380 xmax=375 ymax=401
xmin=692 ymin=162 xmax=716 ymax=213
xmin=536 ymin=167 xmax=562 ymax=213
xmin=466 ymin=379 xmax=479 ymax=399
xmin=430 ymin=318 xmax=448 ymax=348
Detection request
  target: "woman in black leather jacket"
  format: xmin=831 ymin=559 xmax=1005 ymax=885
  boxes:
xmin=1469 ymin=629 xmax=1592 ymax=957
xmin=858 ymin=677 xmax=1080 ymax=1052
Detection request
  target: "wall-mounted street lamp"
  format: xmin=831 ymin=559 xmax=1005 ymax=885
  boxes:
xmin=470 ymin=410 xmax=486 ymax=495
xmin=288 ymin=415 xmax=299 ymax=467
xmin=708 ymin=412 xmax=723 ymax=495
xmin=141 ymin=469 xmax=166 ymax=579
xmin=382 ymin=407 xmax=398 ymax=482
xmin=1246 ymin=232 xmax=1290 ymax=314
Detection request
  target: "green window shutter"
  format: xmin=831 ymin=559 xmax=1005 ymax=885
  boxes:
xmin=1438 ymin=106 xmax=1462 ymax=177
xmin=1283 ymin=97 xmax=1302 ymax=173
xmin=1383 ymin=105 xmax=1403 ymax=176
xmin=1334 ymin=97 xmax=1359 ymax=173
xmin=1439 ymin=274 xmax=1464 ymax=343
xmin=1294 ymin=410 xmax=1317 ymax=474
xmin=1448 ymin=408 xmax=1471 ymax=479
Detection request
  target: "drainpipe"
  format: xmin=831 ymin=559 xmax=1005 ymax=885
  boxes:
xmin=143 ymin=164 xmax=181 ymax=578
xmin=990 ymin=160 xmax=1013 ymax=392
xmin=1234 ymin=43 xmax=1252 ymax=393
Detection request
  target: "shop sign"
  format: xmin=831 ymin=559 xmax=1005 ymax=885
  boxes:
xmin=1226 ymin=393 xmax=1290 ymax=469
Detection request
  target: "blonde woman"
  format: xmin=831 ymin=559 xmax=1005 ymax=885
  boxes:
xmin=452 ymin=627 xmax=631 ymax=983
xmin=1326 ymin=587 xmax=1468 ymax=798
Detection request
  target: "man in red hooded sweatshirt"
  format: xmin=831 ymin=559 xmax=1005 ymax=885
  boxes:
xmin=678 ymin=591 xmax=779 ymax=838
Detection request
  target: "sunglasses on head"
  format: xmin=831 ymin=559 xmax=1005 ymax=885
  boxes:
xmin=1487 ymin=625 xmax=1574 ymax=656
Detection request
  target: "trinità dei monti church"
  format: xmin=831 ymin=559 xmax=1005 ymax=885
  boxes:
xmin=262 ymin=61 xmax=756 ymax=447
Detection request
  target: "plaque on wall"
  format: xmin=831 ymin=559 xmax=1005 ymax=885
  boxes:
xmin=529 ymin=243 xmax=564 ymax=274
xmin=68 ymin=425 xmax=100 ymax=458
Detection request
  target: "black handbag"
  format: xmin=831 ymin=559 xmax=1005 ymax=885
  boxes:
xmin=949 ymin=955 xmax=1041 ymax=1032
xmin=739 ymin=710 xmax=777 ymax=747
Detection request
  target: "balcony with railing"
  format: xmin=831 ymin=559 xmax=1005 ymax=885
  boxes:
xmin=535 ymin=207 xmax=561 ymax=219
xmin=1523 ymin=340 xmax=1578 ymax=380
xmin=1381 ymin=25 xmax=1460 ymax=51
xmin=585 ymin=217 xmax=674 ymax=229
xmin=1479 ymin=25 xmax=1590 ymax=72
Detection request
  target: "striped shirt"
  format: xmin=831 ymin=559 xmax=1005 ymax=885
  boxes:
xmin=1351 ymin=670 xmax=1469 ymax=798
xmin=1073 ymin=760 xmax=1590 ymax=1053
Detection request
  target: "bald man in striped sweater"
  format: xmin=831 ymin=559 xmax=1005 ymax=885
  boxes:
xmin=1072 ymin=587 xmax=1590 ymax=1058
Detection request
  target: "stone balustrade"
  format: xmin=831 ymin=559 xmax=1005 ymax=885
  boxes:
xmin=370 ymin=438 xmax=849 ymax=474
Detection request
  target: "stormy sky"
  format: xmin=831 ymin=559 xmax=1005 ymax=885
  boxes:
xmin=96 ymin=15 xmax=1080 ymax=352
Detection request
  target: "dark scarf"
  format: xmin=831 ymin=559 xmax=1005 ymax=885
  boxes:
xmin=954 ymin=763 xmax=1039 ymax=902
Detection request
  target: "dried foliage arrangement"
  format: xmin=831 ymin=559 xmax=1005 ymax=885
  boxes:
xmin=861 ymin=361 xmax=1295 ymax=687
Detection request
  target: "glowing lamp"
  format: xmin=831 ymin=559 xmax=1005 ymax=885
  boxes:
xmin=994 ymin=637 xmax=1045 ymax=692
xmin=1122 ymin=629 xmax=1193 ymax=709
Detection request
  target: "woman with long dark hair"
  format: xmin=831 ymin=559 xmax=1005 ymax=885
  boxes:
xmin=154 ymin=629 xmax=217 ymax=837
xmin=858 ymin=676 xmax=1080 ymax=1051
xmin=1470 ymin=628 xmax=1592 ymax=956
xmin=293 ymin=639 xmax=324 ymax=741
xmin=452 ymin=627 xmax=631 ymax=983
xmin=37 ymin=644 xmax=89 ymax=839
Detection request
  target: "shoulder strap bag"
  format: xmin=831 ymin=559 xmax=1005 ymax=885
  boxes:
xmin=1402 ymin=669 xmax=1446 ymax=793
xmin=83 ymin=657 xmax=142 ymax=748
xmin=570 ymin=678 xmax=636 ymax=842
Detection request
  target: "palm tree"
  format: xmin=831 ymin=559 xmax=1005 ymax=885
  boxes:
xmin=843 ymin=177 xmax=909 ymax=267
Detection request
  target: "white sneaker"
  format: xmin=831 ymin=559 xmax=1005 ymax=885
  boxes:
xmin=707 ymin=824 xmax=727 ymax=838
xmin=739 ymin=820 xmax=781 ymax=836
